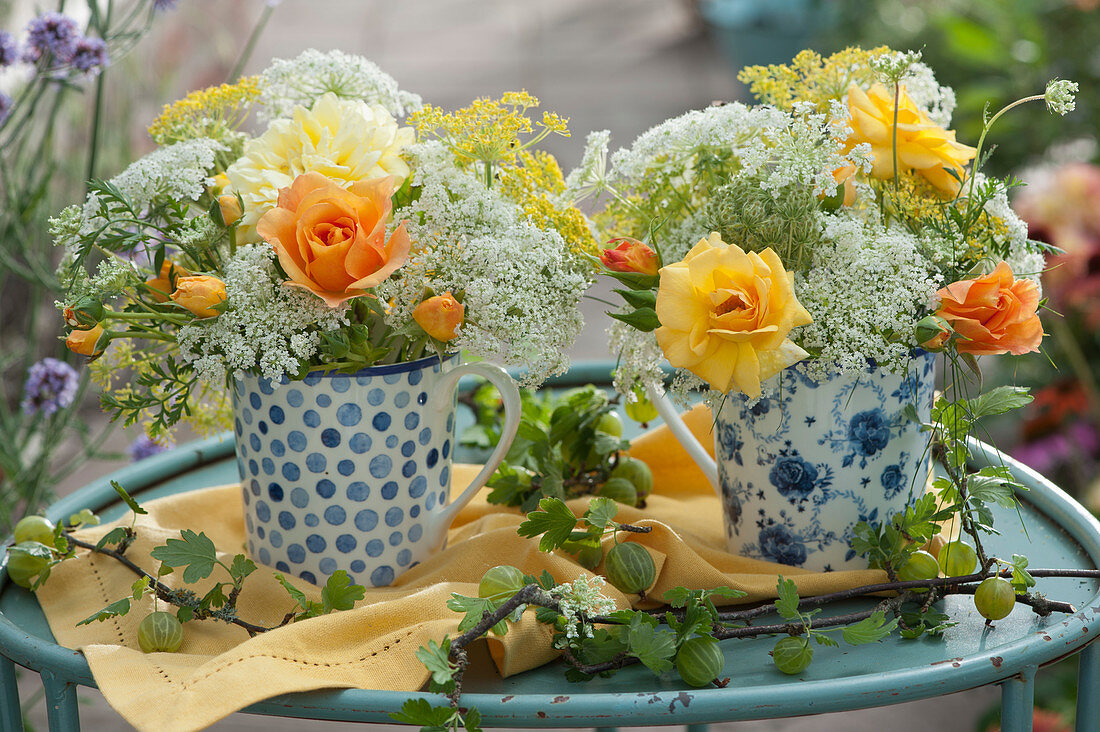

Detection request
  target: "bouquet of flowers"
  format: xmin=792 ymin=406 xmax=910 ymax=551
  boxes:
xmin=567 ymin=46 xmax=1075 ymax=402
xmin=52 ymin=50 xmax=598 ymax=438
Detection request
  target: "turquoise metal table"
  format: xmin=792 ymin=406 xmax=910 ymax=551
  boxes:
xmin=2 ymin=367 xmax=1099 ymax=731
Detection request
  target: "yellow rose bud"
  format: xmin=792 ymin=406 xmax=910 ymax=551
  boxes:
xmin=66 ymin=324 xmax=106 ymax=357
xmin=218 ymin=194 xmax=242 ymax=226
xmin=171 ymin=275 xmax=227 ymax=318
xmin=145 ymin=261 xmax=191 ymax=303
xmin=412 ymin=292 xmax=465 ymax=341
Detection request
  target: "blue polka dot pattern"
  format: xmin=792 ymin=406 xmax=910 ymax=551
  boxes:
xmin=233 ymin=355 xmax=473 ymax=589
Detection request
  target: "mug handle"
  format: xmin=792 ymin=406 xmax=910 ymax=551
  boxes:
xmin=430 ymin=362 xmax=521 ymax=531
xmin=645 ymin=383 xmax=720 ymax=493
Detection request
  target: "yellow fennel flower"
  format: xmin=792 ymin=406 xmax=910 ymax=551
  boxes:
xmin=845 ymin=82 xmax=976 ymax=194
xmin=148 ymin=77 xmax=261 ymax=146
xmin=226 ymin=92 xmax=412 ymax=242
xmin=654 ymin=233 xmax=812 ymax=397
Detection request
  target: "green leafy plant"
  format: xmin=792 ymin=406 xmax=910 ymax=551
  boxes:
xmin=460 ymin=384 xmax=652 ymax=512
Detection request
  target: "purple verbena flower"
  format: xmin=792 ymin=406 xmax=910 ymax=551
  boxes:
xmin=152 ymin=0 xmax=180 ymax=12
xmin=0 ymin=31 xmax=18 ymax=68
xmin=23 ymin=12 xmax=78 ymax=64
xmin=128 ymin=435 xmax=173 ymax=462
xmin=21 ymin=358 xmax=79 ymax=416
xmin=0 ymin=92 xmax=12 ymax=125
xmin=70 ymin=36 xmax=108 ymax=75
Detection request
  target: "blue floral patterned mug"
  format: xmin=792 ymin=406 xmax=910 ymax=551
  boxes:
xmin=232 ymin=355 xmax=520 ymax=587
xmin=652 ymin=352 xmax=936 ymax=571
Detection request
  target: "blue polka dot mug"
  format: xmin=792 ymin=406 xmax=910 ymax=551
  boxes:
xmin=649 ymin=352 xmax=936 ymax=572
xmin=232 ymin=355 xmax=520 ymax=588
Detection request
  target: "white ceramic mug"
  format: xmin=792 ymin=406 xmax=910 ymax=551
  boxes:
xmin=232 ymin=355 xmax=520 ymax=587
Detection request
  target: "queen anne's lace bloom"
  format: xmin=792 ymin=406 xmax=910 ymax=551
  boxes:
xmin=177 ymin=244 xmax=349 ymax=385
xmin=259 ymin=49 xmax=422 ymax=122
xmin=227 ymin=92 xmax=413 ymax=242
xmin=552 ymin=575 xmax=617 ymax=639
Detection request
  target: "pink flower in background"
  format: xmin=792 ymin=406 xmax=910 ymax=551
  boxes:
xmin=1015 ymin=162 xmax=1100 ymax=325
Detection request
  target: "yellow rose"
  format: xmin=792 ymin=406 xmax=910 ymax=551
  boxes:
xmin=654 ymin=233 xmax=812 ymax=397
xmin=412 ymin=292 xmax=465 ymax=341
xmin=845 ymin=82 xmax=976 ymax=194
xmin=226 ymin=92 xmax=413 ymax=243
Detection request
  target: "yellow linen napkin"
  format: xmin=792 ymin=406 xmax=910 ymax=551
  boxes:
xmin=35 ymin=405 xmax=887 ymax=732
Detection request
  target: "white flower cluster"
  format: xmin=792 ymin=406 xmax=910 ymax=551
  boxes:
xmin=551 ymin=575 xmax=617 ymax=640
xmin=176 ymin=244 xmax=348 ymax=385
xmin=608 ymin=101 xmax=859 ymax=202
xmin=564 ymin=129 xmax=610 ymax=204
xmin=259 ymin=49 xmax=422 ymax=122
xmin=794 ymin=209 xmax=943 ymax=379
xmin=79 ymin=138 xmax=224 ymax=236
xmin=379 ymin=142 xmax=591 ymax=384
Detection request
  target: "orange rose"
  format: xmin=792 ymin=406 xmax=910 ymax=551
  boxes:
xmin=936 ymin=262 xmax=1043 ymax=356
xmin=256 ymin=172 xmax=410 ymax=308
xmin=145 ymin=261 xmax=191 ymax=303
xmin=171 ymin=275 xmax=227 ymax=318
xmin=412 ymin=292 xmax=465 ymax=341
xmin=600 ymin=238 xmax=660 ymax=276
xmin=66 ymin=324 xmax=106 ymax=357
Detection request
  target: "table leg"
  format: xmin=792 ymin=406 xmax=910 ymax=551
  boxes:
xmin=41 ymin=669 xmax=80 ymax=732
xmin=1076 ymin=640 xmax=1100 ymax=731
xmin=0 ymin=657 xmax=21 ymax=730
xmin=1000 ymin=665 xmax=1036 ymax=732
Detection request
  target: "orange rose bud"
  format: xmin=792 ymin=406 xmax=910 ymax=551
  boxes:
xmin=171 ymin=275 xmax=227 ymax=318
xmin=936 ymin=262 xmax=1044 ymax=356
xmin=66 ymin=323 xmax=106 ymax=357
xmin=914 ymin=315 xmax=952 ymax=351
xmin=145 ymin=261 xmax=191 ymax=303
xmin=412 ymin=292 xmax=465 ymax=341
xmin=600 ymin=238 xmax=660 ymax=276
xmin=218 ymin=194 xmax=243 ymax=226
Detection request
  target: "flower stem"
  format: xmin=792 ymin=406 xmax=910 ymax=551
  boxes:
xmin=966 ymin=94 xmax=1044 ymax=203
xmin=226 ymin=3 xmax=275 ymax=82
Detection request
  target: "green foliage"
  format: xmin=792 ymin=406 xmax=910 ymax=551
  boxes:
xmin=390 ymin=698 xmax=482 ymax=732
xmin=460 ymin=383 xmax=638 ymax=512
xmin=276 ymin=571 xmax=367 ymax=621
xmin=625 ymin=614 xmax=677 ymax=674
xmin=150 ymin=529 xmax=218 ymax=583
xmin=517 ymin=497 xmax=580 ymax=552
xmin=111 ymin=481 xmax=148 ymax=516
xmin=417 ymin=637 xmax=459 ymax=689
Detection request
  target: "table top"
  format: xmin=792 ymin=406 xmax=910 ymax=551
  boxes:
xmin=3 ymin=394 xmax=1100 ymax=726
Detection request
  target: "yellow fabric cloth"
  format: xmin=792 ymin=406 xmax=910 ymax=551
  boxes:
xmin=35 ymin=405 xmax=888 ymax=732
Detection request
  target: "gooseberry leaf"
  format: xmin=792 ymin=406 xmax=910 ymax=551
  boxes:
xmin=389 ymin=698 xmax=455 ymax=731
xmin=110 ymin=480 xmax=148 ymax=515
xmin=228 ymin=554 xmax=257 ymax=583
xmin=321 ymin=570 xmax=365 ymax=613
xmin=448 ymin=594 xmax=509 ymax=636
xmin=626 ymin=615 xmax=676 ymax=674
xmin=416 ymin=637 xmax=457 ymax=687
xmin=518 ymin=497 xmax=578 ymax=552
xmin=841 ymin=611 xmax=898 ymax=645
xmin=77 ymin=597 xmax=131 ymax=626
xmin=150 ymin=530 xmax=217 ymax=583
xmin=584 ymin=496 xmax=618 ymax=531
xmin=95 ymin=526 xmax=131 ymax=551
xmin=1010 ymin=554 xmax=1036 ymax=594
xmin=774 ymin=577 xmax=801 ymax=621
